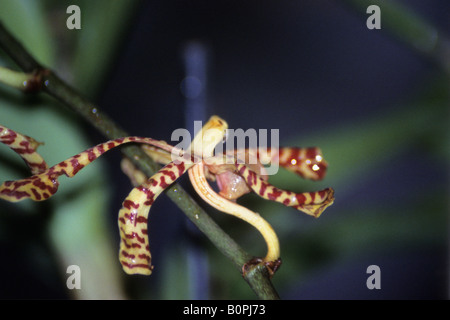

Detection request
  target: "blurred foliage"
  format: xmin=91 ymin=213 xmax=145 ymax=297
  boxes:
xmin=0 ymin=0 xmax=448 ymax=299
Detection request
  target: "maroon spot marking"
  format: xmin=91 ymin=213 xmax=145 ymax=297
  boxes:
xmin=70 ymin=158 xmax=84 ymax=175
xmin=123 ymin=200 xmax=139 ymax=209
xmin=121 ymin=241 xmax=131 ymax=249
xmin=127 ymin=232 xmax=145 ymax=244
xmin=137 ymin=185 xmax=148 ymax=192
xmin=177 ymin=162 xmax=186 ymax=176
xmin=267 ymin=188 xmax=282 ymax=201
xmin=33 ymin=161 xmax=48 ymax=173
xmin=144 ymin=199 xmax=154 ymax=206
xmin=2 ymin=181 xmax=13 ymax=187
xmin=8 ymin=179 xmax=32 ymax=188
xmin=245 ymin=170 xmax=257 ymax=186
xmin=0 ymin=188 xmax=30 ymax=200
xmin=32 ymin=178 xmax=48 ymax=190
xmin=140 ymin=187 xmax=156 ymax=205
xmin=138 ymin=254 xmax=151 ymax=262
xmin=295 ymin=193 xmax=307 ymax=204
xmin=136 ymin=216 xmax=147 ymax=223
xmin=120 ymin=261 xmax=151 ymax=270
xmin=281 ymin=148 xmax=299 ymax=166
xmin=87 ymin=148 xmax=96 ymax=162
xmin=141 ymin=229 xmax=148 ymax=235
xmin=159 ymin=176 xmax=169 ymax=189
xmin=237 ymin=164 xmax=246 ymax=175
xmin=0 ymin=130 xmax=17 ymax=144
xmin=314 ymin=163 xmax=327 ymax=179
xmin=131 ymin=243 xmax=142 ymax=249
xmin=318 ymin=189 xmax=329 ymax=198
xmin=107 ymin=142 xmax=116 ymax=150
xmin=124 ymin=212 xmax=138 ymax=226
xmin=283 ymin=198 xmax=290 ymax=206
xmin=258 ymin=182 xmax=267 ymax=196
xmin=121 ymin=250 xmax=135 ymax=259
xmin=17 ymin=140 xmax=35 ymax=154
xmin=160 ymin=169 xmax=176 ymax=181
xmin=305 ymin=147 xmax=319 ymax=159
xmin=96 ymin=143 xmax=105 ymax=155
xmin=31 ymin=188 xmax=42 ymax=200
xmin=123 ymin=213 xmax=147 ymax=226
xmin=120 ymin=227 xmax=146 ymax=244
xmin=165 ymin=162 xmax=173 ymax=168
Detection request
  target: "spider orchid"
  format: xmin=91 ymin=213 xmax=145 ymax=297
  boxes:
xmin=0 ymin=116 xmax=334 ymax=277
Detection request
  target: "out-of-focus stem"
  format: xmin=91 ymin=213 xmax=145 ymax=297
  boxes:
xmin=0 ymin=65 xmax=40 ymax=91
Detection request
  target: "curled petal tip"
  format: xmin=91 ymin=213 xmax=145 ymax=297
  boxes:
xmin=301 ymin=188 xmax=335 ymax=218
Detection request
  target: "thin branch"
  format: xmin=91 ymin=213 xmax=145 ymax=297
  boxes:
xmin=0 ymin=21 xmax=280 ymax=300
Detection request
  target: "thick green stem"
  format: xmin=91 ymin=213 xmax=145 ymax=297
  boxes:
xmin=0 ymin=21 xmax=279 ymax=300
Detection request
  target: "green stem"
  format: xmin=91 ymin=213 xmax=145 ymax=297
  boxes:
xmin=0 ymin=21 xmax=279 ymax=300
xmin=0 ymin=65 xmax=31 ymax=90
